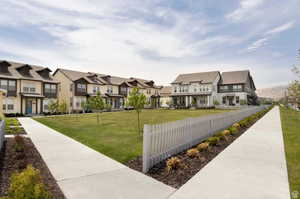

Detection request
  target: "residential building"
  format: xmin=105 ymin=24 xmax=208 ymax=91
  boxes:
xmin=217 ymin=70 xmax=257 ymax=106
xmin=170 ymin=71 xmax=221 ymax=108
xmin=53 ymin=68 xmax=161 ymax=112
xmin=159 ymin=86 xmax=172 ymax=108
xmin=0 ymin=60 xmax=59 ymax=115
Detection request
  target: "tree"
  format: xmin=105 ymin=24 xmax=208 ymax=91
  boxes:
xmin=191 ymin=97 xmax=197 ymax=108
xmin=288 ymin=50 xmax=300 ymax=107
xmin=126 ymin=87 xmax=147 ymax=134
xmin=58 ymin=100 xmax=68 ymax=114
xmin=81 ymin=100 xmax=90 ymax=113
xmin=48 ymin=100 xmax=59 ymax=114
xmin=88 ymin=92 xmax=105 ymax=124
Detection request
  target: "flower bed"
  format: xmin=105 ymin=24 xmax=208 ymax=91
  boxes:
xmin=0 ymin=136 xmax=65 ymax=198
xmin=5 ymin=118 xmax=27 ymax=135
xmin=127 ymin=105 xmax=273 ymax=188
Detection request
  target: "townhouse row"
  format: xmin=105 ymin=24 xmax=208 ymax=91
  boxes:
xmin=162 ymin=70 xmax=257 ymax=108
xmin=0 ymin=60 xmax=258 ymax=115
xmin=0 ymin=60 xmax=161 ymax=115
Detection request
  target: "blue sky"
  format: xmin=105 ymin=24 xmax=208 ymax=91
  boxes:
xmin=0 ymin=0 xmax=299 ymax=88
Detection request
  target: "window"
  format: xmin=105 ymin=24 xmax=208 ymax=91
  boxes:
xmin=222 ymin=96 xmax=226 ymax=104
xmin=0 ymin=80 xmax=7 ymax=90
xmin=236 ymin=96 xmax=240 ymax=104
xmin=76 ymin=83 xmax=86 ymax=93
xmin=7 ymin=104 xmax=14 ymax=110
xmin=70 ymin=97 xmax=73 ymax=107
xmin=93 ymin=86 xmax=100 ymax=94
xmin=44 ymin=104 xmax=49 ymax=110
xmin=3 ymin=104 xmax=5 ymax=110
xmin=23 ymin=84 xmax=36 ymax=93
xmin=8 ymin=80 xmax=16 ymax=91
xmin=174 ymin=87 xmax=177 ymax=93
xmin=107 ymin=86 xmax=113 ymax=94
xmin=147 ymin=89 xmax=151 ymax=94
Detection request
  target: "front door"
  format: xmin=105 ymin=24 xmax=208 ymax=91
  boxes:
xmin=228 ymin=96 xmax=234 ymax=106
xmin=26 ymin=99 xmax=33 ymax=114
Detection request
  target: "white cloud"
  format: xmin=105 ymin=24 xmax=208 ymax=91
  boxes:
xmin=246 ymin=38 xmax=268 ymax=51
xmin=226 ymin=0 xmax=267 ymax=21
xmin=265 ymin=21 xmax=295 ymax=35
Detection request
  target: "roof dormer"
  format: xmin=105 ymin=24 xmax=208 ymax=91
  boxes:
xmin=0 ymin=61 xmax=11 ymax=74
xmin=36 ymin=68 xmax=52 ymax=80
xmin=16 ymin=64 xmax=33 ymax=77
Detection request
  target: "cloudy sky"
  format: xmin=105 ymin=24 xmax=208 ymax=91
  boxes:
xmin=0 ymin=0 xmax=299 ymax=88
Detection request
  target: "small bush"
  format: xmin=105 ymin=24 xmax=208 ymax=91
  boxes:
xmin=197 ymin=142 xmax=209 ymax=151
xmin=228 ymin=126 xmax=238 ymax=135
xmin=14 ymin=135 xmax=25 ymax=152
xmin=207 ymin=136 xmax=220 ymax=145
xmin=232 ymin=123 xmax=240 ymax=129
xmin=186 ymin=148 xmax=199 ymax=158
xmin=6 ymin=165 xmax=52 ymax=199
xmin=166 ymin=157 xmax=181 ymax=172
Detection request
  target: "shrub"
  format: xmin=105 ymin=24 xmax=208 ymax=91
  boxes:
xmin=166 ymin=157 xmax=181 ymax=172
xmin=206 ymin=136 xmax=220 ymax=145
xmin=232 ymin=123 xmax=240 ymax=129
xmin=197 ymin=142 xmax=209 ymax=151
xmin=5 ymin=165 xmax=52 ymax=199
xmin=14 ymin=135 xmax=25 ymax=152
xmin=186 ymin=148 xmax=199 ymax=158
xmin=213 ymin=100 xmax=220 ymax=106
xmin=228 ymin=126 xmax=238 ymax=135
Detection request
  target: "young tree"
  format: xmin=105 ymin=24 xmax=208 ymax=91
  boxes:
xmin=81 ymin=100 xmax=90 ymax=113
xmin=48 ymin=100 xmax=59 ymax=114
xmin=126 ymin=87 xmax=147 ymax=134
xmin=288 ymin=50 xmax=300 ymax=107
xmin=88 ymin=92 xmax=105 ymax=124
xmin=58 ymin=100 xmax=68 ymax=114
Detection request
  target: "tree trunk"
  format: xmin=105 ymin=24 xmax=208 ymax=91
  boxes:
xmin=137 ymin=111 xmax=140 ymax=135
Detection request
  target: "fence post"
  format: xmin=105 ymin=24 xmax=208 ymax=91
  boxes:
xmin=0 ymin=120 xmax=5 ymax=150
xmin=143 ymin=124 xmax=151 ymax=173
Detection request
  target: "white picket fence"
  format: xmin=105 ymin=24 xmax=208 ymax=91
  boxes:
xmin=142 ymin=106 xmax=267 ymax=173
xmin=0 ymin=120 xmax=5 ymax=150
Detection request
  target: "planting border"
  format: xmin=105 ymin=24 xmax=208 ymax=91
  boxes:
xmin=143 ymin=106 xmax=268 ymax=172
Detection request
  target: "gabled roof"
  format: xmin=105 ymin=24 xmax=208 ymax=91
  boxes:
xmin=220 ymin=70 xmax=250 ymax=85
xmin=0 ymin=60 xmax=58 ymax=83
xmin=160 ymin=86 xmax=172 ymax=97
xmin=172 ymin=71 xmax=220 ymax=84
xmin=54 ymin=68 xmax=159 ymax=89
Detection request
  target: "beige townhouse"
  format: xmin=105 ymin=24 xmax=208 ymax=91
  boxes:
xmin=0 ymin=60 xmax=59 ymax=115
xmin=171 ymin=71 xmax=221 ymax=108
xmin=53 ymin=68 xmax=161 ymax=112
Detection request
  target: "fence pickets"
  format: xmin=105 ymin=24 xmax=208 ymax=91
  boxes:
xmin=142 ymin=106 xmax=266 ymax=173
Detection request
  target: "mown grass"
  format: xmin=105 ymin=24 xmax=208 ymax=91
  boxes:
xmin=35 ymin=109 xmax=230 ymax=163
xmin=280 ymin=107 xmax=300 ymax=195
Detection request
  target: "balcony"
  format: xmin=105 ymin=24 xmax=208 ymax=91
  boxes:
xmin=7 ymin=90 xmax=17 ymax=97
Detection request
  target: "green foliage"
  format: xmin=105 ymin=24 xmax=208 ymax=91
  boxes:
xmin=88 ymin=92 xmax=105 ymax=124
xmin=191 ymin=98 xmax=197 ymax=107
xmin=126 ymin=87 xmax=147 ymax=134
xmin=105 ymin=103 xmax=112 ymax=112
xmin=6 ymin=118 xmax=20 ymax=126
xmin=48 ymin=100 xmax=59 ymax=114
xmin=81 ymin=100 xmax=90 ymax=113
xmin=58 ymin=100 xmax=68 ymax=113
xmin=228 ymin=126 xmax=238 ymax=135
xmin=206 ymin=136 xmax=220 ymax=145
xmin=4 ymin=165 xmax=52 ymax=199
xmin=213 ymin=100 xmax=220 ymax=106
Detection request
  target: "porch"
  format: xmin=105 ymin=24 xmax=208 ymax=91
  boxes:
xmin=20 ymin=93 xmax=45 ymax=115
xmin=171 ymin=95 xmax=212 ymax=108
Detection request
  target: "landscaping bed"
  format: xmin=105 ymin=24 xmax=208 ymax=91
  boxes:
xmin=127 ymin=106 xmax=274 ymax=188
xmin=0 ymin=136 xmax=65 ymax=198
xmin=5 ymin=118 xmax=27 ymax=135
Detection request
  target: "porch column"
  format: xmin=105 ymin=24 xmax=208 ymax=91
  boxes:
xmin=185 ymin=96 xmax=189 ymax=107
xmin=207 ymin=95 xmax=210 ymax=106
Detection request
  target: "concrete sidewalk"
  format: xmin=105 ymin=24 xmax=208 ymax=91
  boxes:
xmin=169 ymin=106 xmax=290 ymax=199
xmin=19 ymin=118 xmax=175 ymax=199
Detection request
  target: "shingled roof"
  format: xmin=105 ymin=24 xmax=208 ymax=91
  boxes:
xmin=0 ymin=60 xmax=58 ymax=83
xmin=160 ymin=86 xmax=172 ymax=97
xmin=220 ymin=70 xmax=250 ymax=85
xmin=55 ymin=68 xmax=159 ymax=88
xmin=171 ymin=71 xmax=220 ymax=84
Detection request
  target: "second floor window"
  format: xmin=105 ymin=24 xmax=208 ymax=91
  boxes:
xmin=147 ymin=89 xmax=151 ymax=94
xmin=0 ymin=79 xmax=16 ymax=91
xmin=107 ymin=86 xmax=113 ymax=94
xmin=44 ymin=84 xmax=57 ymax=94
xmin=93 ymin=86 xmax=100 ymax=94
xmin=23 ymin=84 xmax=36 ymax=93
xmin=77 ymin=83 xmax=86 ymax=92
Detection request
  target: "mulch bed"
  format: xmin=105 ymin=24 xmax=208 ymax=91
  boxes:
xmin=0 ymin=137 xmax=65 ymax=198
xmin=127 ymin=117 xmax=261 ymax=189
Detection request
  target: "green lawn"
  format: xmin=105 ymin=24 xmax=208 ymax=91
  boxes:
xmin=280 ymin=107 xmax=300 ymax=195
xmin=35 ymin=109 xmax=230 ymax=163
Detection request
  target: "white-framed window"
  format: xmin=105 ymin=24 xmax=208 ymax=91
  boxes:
xmin=107 ymin=86 xmax=113 ymax=94
xmin=93 ymin=86 xmax=100 ymax=94
xmin=4 ymin=98 xmax=15 ymax=111
xmin=23 ymin=84 xmax=36 ymax=93
xmin=7 ymin=104 xmax=14 ymax=110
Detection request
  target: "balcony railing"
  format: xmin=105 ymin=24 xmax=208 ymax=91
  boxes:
xmin=44 ymin=92 xmax=57 ymax=98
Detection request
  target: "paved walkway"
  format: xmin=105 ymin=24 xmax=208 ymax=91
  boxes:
xmin=19 ymin=118 xmax=175 ymax=199
xmin=169 ymin=106 xmax=290 ymax=199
